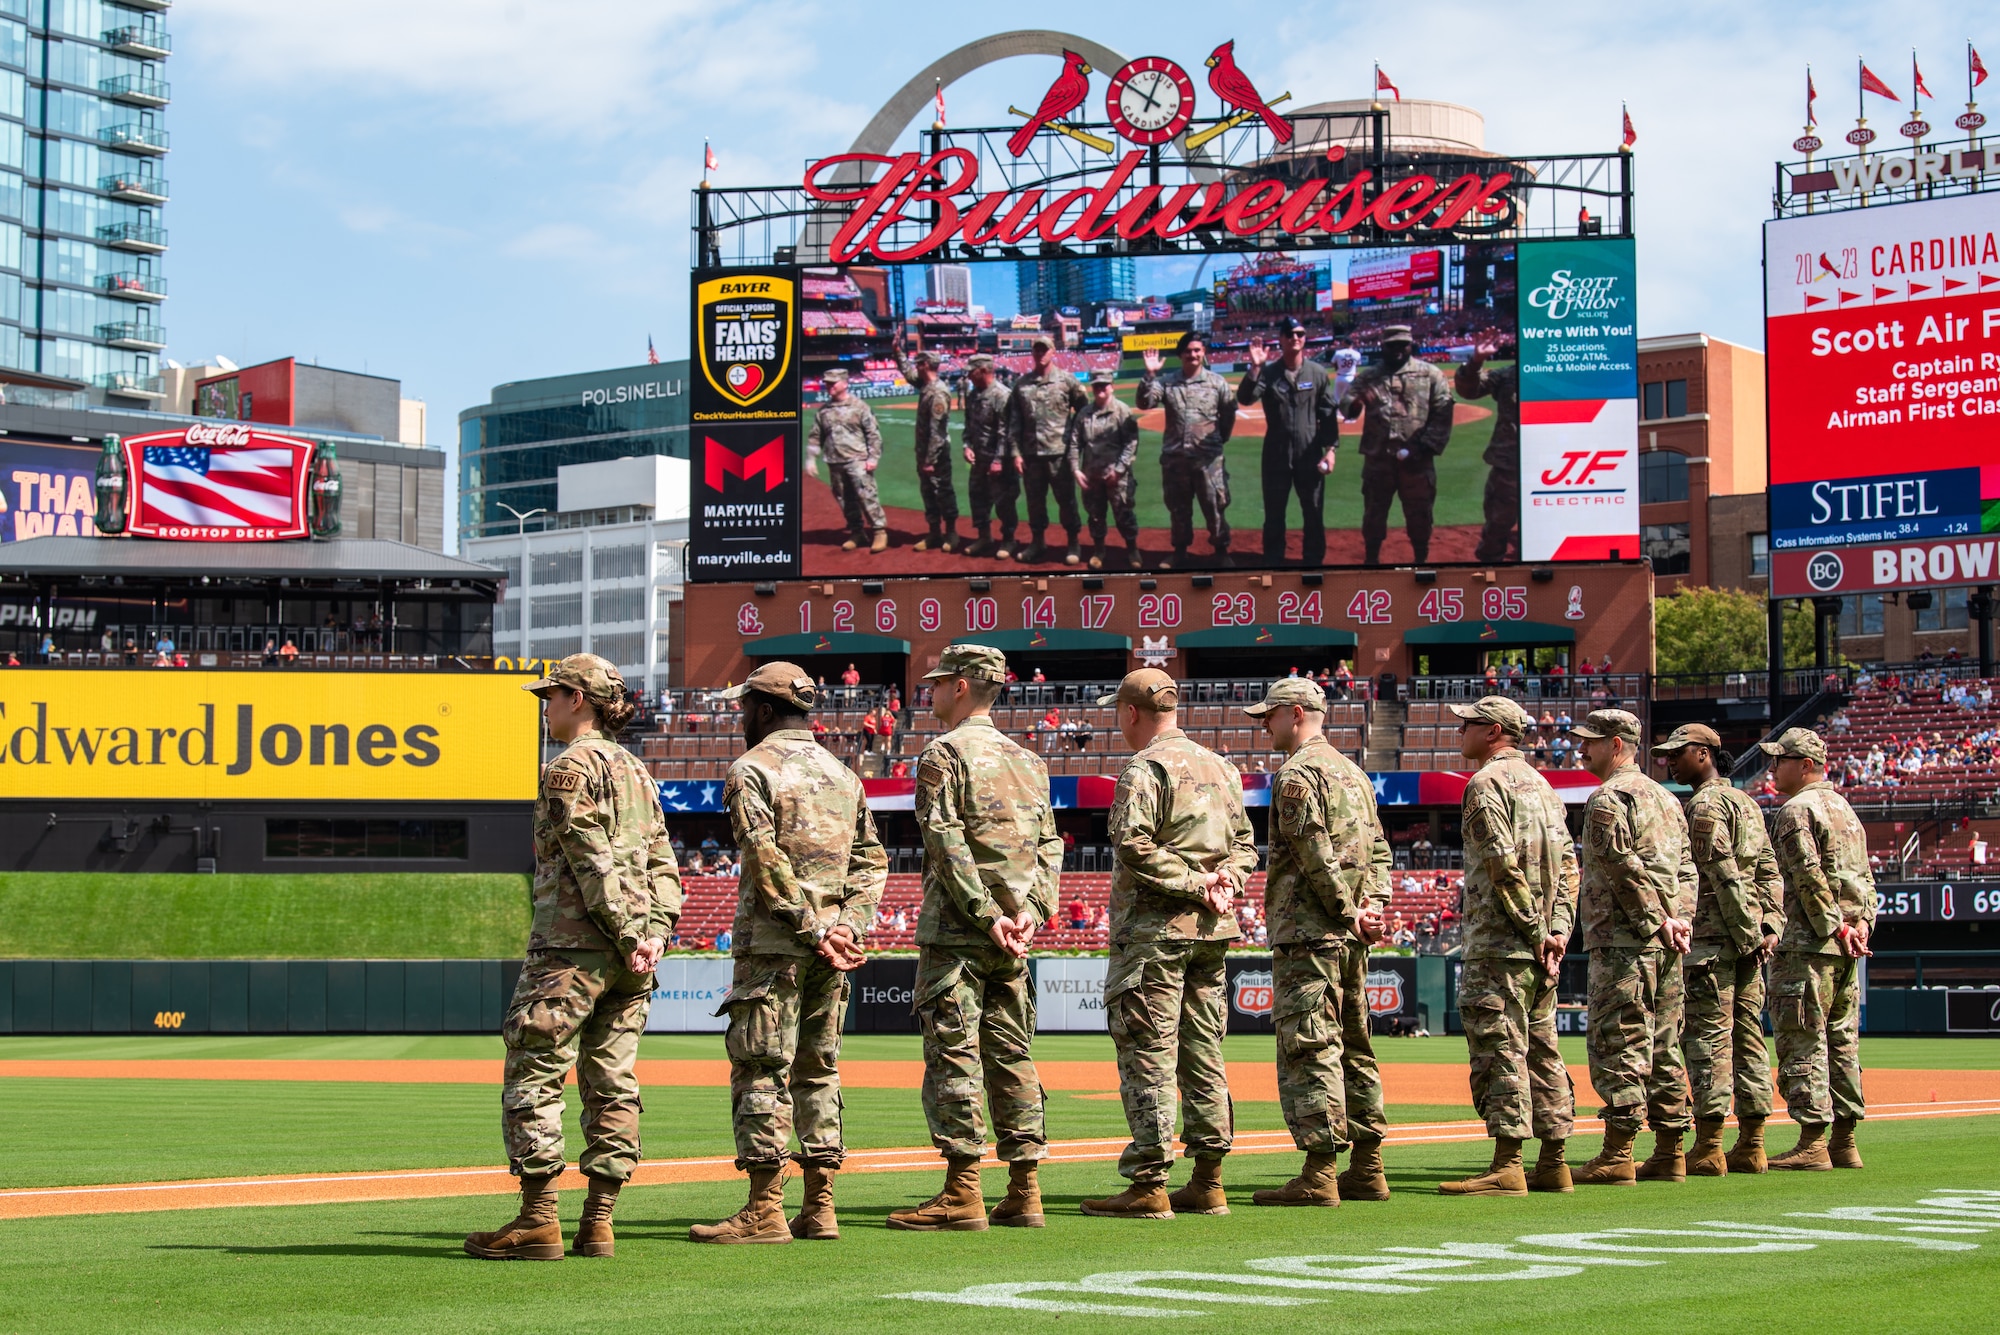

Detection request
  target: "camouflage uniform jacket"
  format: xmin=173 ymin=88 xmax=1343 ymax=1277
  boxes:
xmin=913 ymin=715 xmax=1063 ymax=947
xmin=1771 ymin=780 xmax=1876 ymax=955
xmin=1686 ymin=775 xmax=1785 ymax=955
xmin=1265 ymin=735 xmax=1389 ymax=944
xmin=1460 ymin=746 xmax=1579 ymax=960
xmin=1323 ymin=742 xmax=1393 ymax=919
xmin=1137 ymin=367 xmax=1237 ymax=459
xmin=809 ymin=397 xmax=882 ymax=466
xmin=962 ymin=382 xmax=1014 ymax=463
xmin=1107 ymin=728 xmax=1259 ymax=945
xmin=897 ymin=359 xmax=953 ymax=467
xmin=1066 ymin=397 xmax=1139 ymax=477
xmin=1452 ymin=361 xmax=1518 ymax=462
xmin=1339 ymin=358 xmax=1455 ymax=459
xmin=1007 ymin=367 xmax=1088 ymax=459
xmin=530 ymin=734 xmax=683 ymax=955
xmin=724 ymin=727 xmax=888 ymax=956
xmin=1579 ymin=762 xmax=1698 ymax=950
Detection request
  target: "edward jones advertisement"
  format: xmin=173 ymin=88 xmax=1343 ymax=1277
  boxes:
xmin=0 ymin=671 xmax=540 ymax=800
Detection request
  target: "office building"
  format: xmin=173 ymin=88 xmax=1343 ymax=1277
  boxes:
xmin=926 ymin=263 xmax=970 ymax=308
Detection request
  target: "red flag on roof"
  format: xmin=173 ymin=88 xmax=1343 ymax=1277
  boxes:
xmin=1860 ymin=63 xmax=1900 ymax=100
xmin=1376 ymin=67 xmax=1400 ymax=101
xmin=1621 ymin=105 xmax=1636 ymax=147
xmin=1973 ymin=45 xmax=1990 ymax=88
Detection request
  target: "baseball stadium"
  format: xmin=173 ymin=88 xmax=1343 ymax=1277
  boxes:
xmin=4 ymin=25 xmax=2000 ymax=1335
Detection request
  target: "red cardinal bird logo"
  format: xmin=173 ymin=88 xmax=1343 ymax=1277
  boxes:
xmin=1206 ymin=41 xmax=1291 ymax=144
xmin=1008 ymin=50 xmax=1093 ymax=157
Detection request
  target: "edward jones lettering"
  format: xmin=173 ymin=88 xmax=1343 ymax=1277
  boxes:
xmin=0 ymin=671 xmax=539 ymax=801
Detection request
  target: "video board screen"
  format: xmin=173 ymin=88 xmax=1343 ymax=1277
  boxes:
xmin=1764 ymin=192 xmax=2000 ymax=597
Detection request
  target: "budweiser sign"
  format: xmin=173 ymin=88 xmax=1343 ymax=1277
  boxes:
xmin=802 ymin=149 xmax=1514 ymax=264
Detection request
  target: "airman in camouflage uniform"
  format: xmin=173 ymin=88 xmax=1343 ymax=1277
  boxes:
xmin=898 ymin=350 xmax=960 ymax=552
xmin=1081 ymin=669 xmax=1260 ymax=1220
xmin=1454 ymin=340 xmax=1520 ymax=563
xmin=467 ymin=654 xmax=680 ymax=1262
xmin=1138 ymin=332 xmax=1237 ymax=569
xmin=1322 ymin=725 xmax=1395 ymax=1199
xmin=1761 ymin=727 xmax=1875 ymax=1172
xmin=960 ymin=355 xmax=1020 ymax=558
xmin=1339 ymin=325 xmax=1456 ymax=566
xmin=1242 ymin=677 xmax=1393 ymax=1207
xmin=1069 ymin=372 xmax=1141 ymax=570
xmin=1007 ymin=335 xmax=1088 ymax=564
xmin=691 ymin=662 xmax=887 ymax=1244
xmin=1656 ymin=724 xmax=1785 ymax=1175
xmin=1571 ymin=708 xmax=1698 ymax=1186
xmin=887 ymin=645 xmax=1064 ymax=1233
xmin=1439 ymin=695 xmax=1580 ymax=1197
xmin=809 ymin=369 xmax=888 ymax=553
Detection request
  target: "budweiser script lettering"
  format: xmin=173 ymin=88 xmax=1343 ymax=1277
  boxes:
xmin=802 ymin=150 xmax=1514 ymax=264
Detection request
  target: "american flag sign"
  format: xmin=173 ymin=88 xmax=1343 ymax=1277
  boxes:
xmin=126 ymin=430 xmax=312 ymax=540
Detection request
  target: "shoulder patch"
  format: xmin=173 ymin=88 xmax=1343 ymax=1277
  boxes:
xmin=544 ymin=768 xmax=584 ymax=792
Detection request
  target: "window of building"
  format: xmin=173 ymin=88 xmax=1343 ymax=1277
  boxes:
xmin=592 ymin=544 xmax=646 ymax=580
xmin=592 ymin=632 xmax=645 ymax=666
xmin=655 ymin=543 xmax=682 ymax=584
xmin=656 ymin=630 xmax=673 ymax=664
xmin=1639 ymin=450 xmax=1689 ymax=504
xmin=494 ymin=599 xmax=520 ymax=633
xmin=1642 ymin=522 xmax=1690 ymax=575
xmin=530 ymin=549 xmax=582 ymax=585
xmin=266 ymin=819 xmax=469 ymax=860
xmin=486 ymin=554 xmax=521 ymax=585
xmin=656 ymin=587 xmax=676 ymax=619
xmin=1641 ymin=378 xmax=1688 ymax=420
xmin=531 ymin=594 xmax=581 ymax=628
xmin=531 ymin=635 xmax=581 ymax=659
xmin=1839 ymin=594 xmax=1884 ymax=637
xmin=1749 ymin=533 xmax=1769 ymax=577
xmin=592 ymin=588 xmax=645 ymax=623
xmin=1915 ymin=586 xmax=1970 ymax=632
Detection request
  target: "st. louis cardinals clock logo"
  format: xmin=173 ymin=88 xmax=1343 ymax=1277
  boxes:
xmin=1008 ymin=42 xmax=1293 ymax=155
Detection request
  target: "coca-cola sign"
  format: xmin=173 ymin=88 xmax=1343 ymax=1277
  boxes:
xmin=184 ymin=422 xmax=253 ymax=447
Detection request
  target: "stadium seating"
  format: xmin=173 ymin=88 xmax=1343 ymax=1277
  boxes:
xmin=1819 ymin=676 xmax=2000 ymax=805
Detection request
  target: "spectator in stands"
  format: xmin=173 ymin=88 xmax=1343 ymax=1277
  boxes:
xmin=810 ymin=716 xmax=829 ymax=741
xmin=1067 ymin=896 xmax=1089 ymax=929
xmin=152 ymin=647 xmax=171 ymax=667
xmin=262 ymin=638 xmax=280 ymax=667
xmin=1333 ymin=662 xmax=1354 ymax=699
xmin=279 ymin=638 xmax=300 ymax=667
xmin=172 ymin=651 xmax=188 ymax=668
xmin=1392 ymin=921 xmax=1415 ymax=948
xmin=1577 ymin=657 xmax=1595 ymax=678
xmin=841 ymin=662 xmax=862 ymax=687
xmin=714 ymin=927 xmax=732 ymax=952
xmin=1039 ymin=705 xmax=1062 ymax=735
xmin=1411 ymin=832 xmax=1433 ymax=865
xmin=1287 ymin=664 xmax=1300 ymax=678
xmin=892 ymin=907 xmax=908 ymax=932
xmin=1004 ymin=667 xmax=1018 ymax=683
xmin=860 ymin=705 xmax=884 ymax=752
xmin=123 ymin=637 xmax=139 ymax=666
xmin=38 ymin=633 xmax=52 ymax=663
xmin=1483 ymin=664 xmax=1500 ymax=690
xmin=700 ymin=833 xmax=720 ymax=853
xmin=876 ymin=707 xmax=896 ymax=754
xmin=884 ymin=684 xmax=902 ymax=713
xmin=1598 ymin=653 xmax=1613 ymax=674
xmin=1032 ymin=667 xmax=1047 ymax=683
xmin=890 ymin=758 xmax=910 ymax=778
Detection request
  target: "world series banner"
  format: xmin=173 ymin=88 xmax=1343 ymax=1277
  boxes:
xmin=689 ymin=268 xmax=803 ymax=582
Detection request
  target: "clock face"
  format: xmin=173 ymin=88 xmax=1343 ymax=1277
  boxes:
xmin=1106 ymin=57 xmax=1196 ymax=146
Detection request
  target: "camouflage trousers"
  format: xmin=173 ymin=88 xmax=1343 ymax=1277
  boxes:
xmin=1475 ymin=460 xmax=1519 ymax=564
xmin=1682 ymin=944 xmax=1773 ymax=1121
xmin=1160 ymin=451 xmax=1230 ymax=553
xmin=1771 ymin=951 xmax=1864 ymax=1126
xmin=1458 ymin=955 xmax=1575 ymax=1142
xmin=1020 ymin=452 xmax=1080 ymax=539
xmin=1585 ymin=946 xmax=1691 ymax=1135
xmin=1338 ymin=939 xmax=1389 ymax=1144
xmin=914 ymin=944 xmax=1047 ymax=1163
xmin=917 ymin=452 xmax=958 ymax=527
xmin=967 ymin=456 xmax=1020 ymax=530
xmin=1079 ymin=468 xmax=1139 ymax=547
xmin=828 ymin=460 xmax=887 ymax=537
xmin=1360 ymin=453 xmax=1437 ymax=563
xmin=1104 ymin=939 xmax=1233 ymax=1184
xmin=1272 ymin=943 xmax=1355 ymax=1153
xmin=719 ymin=952 xmax=851 ymax=1171
xmin=501 ymin=949 xmax=652 ymax=1181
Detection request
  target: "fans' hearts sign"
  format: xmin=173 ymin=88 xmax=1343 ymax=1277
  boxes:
xmin=727 ymin=364 xmax=764 ymax=399
xmin=696 ymin=275 xmax=794 ymax=409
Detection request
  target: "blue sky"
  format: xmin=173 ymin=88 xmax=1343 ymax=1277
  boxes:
xmin=165 ymin=3 xmax=1991 ymax=543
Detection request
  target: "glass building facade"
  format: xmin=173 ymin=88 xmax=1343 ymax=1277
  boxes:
xmin=457 ymin=360 xmax=689 ymax=540
xmin=0 ymin=0 xmax=170 ymax=399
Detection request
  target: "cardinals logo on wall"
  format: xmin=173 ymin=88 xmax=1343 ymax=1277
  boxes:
xmin=696 ymin=274 xmax=794 ymax=412
xmin=1009 ymin=43 xmax=1291 ymax=156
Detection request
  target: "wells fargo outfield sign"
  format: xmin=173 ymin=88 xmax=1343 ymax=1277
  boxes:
xmin=0 ymin=672 xmax=538 ymax=801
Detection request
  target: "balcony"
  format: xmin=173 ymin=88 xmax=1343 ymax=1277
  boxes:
xmin=100 ymin=75 xmax=170 ymax=107
xmin=99 ymin=173 xmax=169 ymax=204
xmin=97 ymin=221 xmax=168 ymax=253
xmin=95 ymin=371 xmax=165 ymax=400
xmin=97 ymin=271 xmax=167 ymax=302
xmin=98 ymin=321 xmax=167 ymax=351
xmin=103 ymin=26 xmax=171 ymax=58
xmin=100 ymin=123 xmax=169 ymax=155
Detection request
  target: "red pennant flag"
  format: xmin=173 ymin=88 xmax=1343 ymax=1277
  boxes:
xmin=1860 ymin=63 xmax=1900 ymax=100
xmin=1914 ymin=58 xmax=1934 ymax=99
xmin=1621 ymin=106 xmax=1636 ymax=147
xmin=1376 ymin=68 xmax=1401 ymax=101
xmin=934 ymin=81 xmax=947 ymax=127
xmin=1873 ymin=285 xmax=1898 ymax=298
xmin=1909 ymin=282 xmax=1931 ymax=296
xmin=1944 ymin=278 xmax=1967 ymax=292
xmin=1807 ymin=69 xmax=1819 ymax=125
xmin=1804 ymin=294 xmax=1829 ymax=308
xmin=1838 ymin=289 xmax=1862 ymax=302
xmin=1981 ymin=274 xmax=2000 ymax=289
xmin=1974 ymin=46 xmax=1990 ymax=88
xmin=704 ymin=142 xmax=719 ymax=173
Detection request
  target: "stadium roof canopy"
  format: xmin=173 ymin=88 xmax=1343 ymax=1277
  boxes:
xmin=0 ymin=537 xmax=503 ymax=582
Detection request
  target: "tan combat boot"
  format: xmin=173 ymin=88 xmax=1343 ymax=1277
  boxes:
xmin=1527 ymin=1138 xmax=1573 ymax=1193
xmin=1574 ymin=1126 xmax=1639 ymax=1185
xmin=1439 ymin=1137 xmax=1528 ymax=1196
xmin=1253 ymin=1151 xmax=1341 ymax=1206
xmin=1167 ymin=1157 xmax=1229 ymax=1215
xmin=570 ymin=1174 xmax=619 ymax=1257
xmin=965 ymin=524 xmax=995 ymax=559
xmin=989 ymin=1161 xmax=1045 ymax=1228
xmin=1079 ymin=1182 xmax=1174 ymax=1219
xmin=1768 ymin=1123 xmax=1832 ymax=1171
xmin=1635 ymin=1130 xmax=1687 ymax=1183
xmin=1828 ymin=1116 xmax=1864 ymax=1169
xmin=789 ymin=1164 xmax=840 ymax=1240
xmin=465 ymin=1172 xmax=563 ymax=1260
xmin=1686 ymin=1118 xmax=1730 ymax=1177
xmin=1725 ymin=1115 xmax=1769 ymax=1174
xmin=840 ymin=534 xmax=860 ymax=552
xmin=886 ymin=1156 xmax=988 ymax=1232
xmin=689 ymin=1166 xmax=792 ymax=1243
xmin=1336 ymin=1138 xmax=1390 ymax=1202
xmin=913 ymin=526 xmax=940 ymax=552
xmin=869 ymin=529 xmax=889 ymax=554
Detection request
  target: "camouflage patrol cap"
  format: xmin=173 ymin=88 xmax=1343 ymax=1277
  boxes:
xmin=1381 ymin=324 xmax=1414 ymax=343
xmin=1244 ymin=677 xmax=1327 ymax=716
xmin=912 ymin=350 xmax=940 ymax=368
xmin=524 ymin=653 xmax=625 ymax=703
xmin=1089 ymin=370 xmax=1116 ymax=386
xmin=966 ymin=354 xmax=995 ymax=371
xmin=1651 ymin=722 xmax=1723 ymax=754
xmin=821 ymin=367 xmax=850 ymax=383
xmin=1569 ymin=708 xmax=1642 ymax=743
xmin=1098 ymin=667 xmax=1179 ymax=712
xmin=923 ymin=643 xmax=1009 ymax=684
xmin=717 ymin=660 xmax=818 ymax=710
xmin=1030 ymin=333 xmax=1055 ymax=350
xmin=1757 ymin=726 xmax=1827 ymax=765
xmin=1448 ymin=694 xmax=1532 ymax=737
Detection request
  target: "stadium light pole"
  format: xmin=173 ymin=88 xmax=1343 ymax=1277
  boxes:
xmin=498 ymin=504 xmax=545 ymax=661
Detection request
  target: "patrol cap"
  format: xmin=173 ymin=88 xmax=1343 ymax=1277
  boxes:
xmin=1030 ymin=333 xmax=1055 ymax=350
xmin=1381 ymin=324 xmax=1414 ymax=343
xmin=1651 ymin=722 xmax=1723 ymax=754
xmin=1569 ymin=708 xmax=1642 ymax=743
xmin=821 ymin=367 xmax=850 ymax=383
xmin=1757 ymin=726 xmax=1827 ymax=765
xmin=1089 ymin=370 xmax=1116 ymax=386
xmin=717 ymin=661 xmax=819 ymax=710
xmin=912 ymin=349 xmax=940 ymax=368
xmin=1244 ymin=677 xmax=1327 ymax=716
xmin=967 ymin=354 xmax=995 ymax=371
xmin=923 ymin=643 xmax=1009 ymax=684
xmin=1098 ymin=667 xmax=1179 ymax=712
xmin=1447 ymin=694 xmax=1531 ymax=737
xmin=524 ymin=653 xmax=626 ymax=703
xmin=1277 ymin=316 xmax=1307 ymax=334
